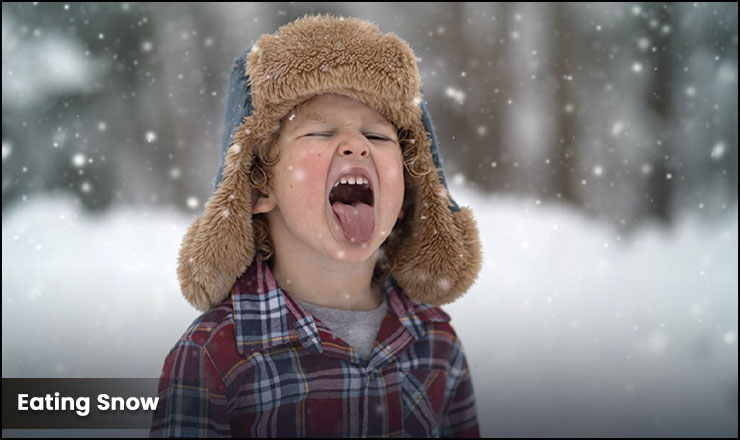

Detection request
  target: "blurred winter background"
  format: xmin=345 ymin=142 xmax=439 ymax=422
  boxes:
xmin=2 ymin=2 xmax=737 ymax=437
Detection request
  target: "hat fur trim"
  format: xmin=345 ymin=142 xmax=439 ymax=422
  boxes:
xmin=178 ymin=14 xmax=482 ymax=311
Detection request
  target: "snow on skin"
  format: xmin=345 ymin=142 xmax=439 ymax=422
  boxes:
xmin=286 ymin=164 xmax=305 ymax=182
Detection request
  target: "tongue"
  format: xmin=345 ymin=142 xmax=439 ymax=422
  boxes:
xmin=332 ymin=201 xmax=375 ymax=243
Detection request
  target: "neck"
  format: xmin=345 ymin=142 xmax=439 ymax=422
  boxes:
xmin=269 ymin=244 xmax=383 ymax=312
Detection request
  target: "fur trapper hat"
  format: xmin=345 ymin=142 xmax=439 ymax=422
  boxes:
xmin=178 ymin=13 xmax=482 ymax=311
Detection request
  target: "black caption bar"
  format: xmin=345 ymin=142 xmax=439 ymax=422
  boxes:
xmin=2 ymin=379 xmax=160 ymax=429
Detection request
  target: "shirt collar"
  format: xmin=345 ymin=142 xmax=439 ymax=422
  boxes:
xmin=230 ymin=260 xmax=450 ymax=359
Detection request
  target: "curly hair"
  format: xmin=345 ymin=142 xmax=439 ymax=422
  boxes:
xmin=247 ymin=103 xmax=432 ymax=286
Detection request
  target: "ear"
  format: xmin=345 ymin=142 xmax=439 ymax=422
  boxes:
xmin=252 ymin=190 xmax=276 ymax=214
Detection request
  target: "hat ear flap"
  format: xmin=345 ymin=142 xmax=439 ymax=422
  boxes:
xmin=215 ymin=49 xmax=254 ymax=191
xmin=177 ymin=53 xmax=259 ymax=312
xmin=177 ymin=139 xmax=257 ymax=311
xmin=389 ymin=98 xmax=482 ymax=306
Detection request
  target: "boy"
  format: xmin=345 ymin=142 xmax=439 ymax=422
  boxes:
xmin=151 ymin=14 xmax=482 ymax=437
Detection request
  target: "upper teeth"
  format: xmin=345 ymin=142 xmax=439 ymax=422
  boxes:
xmin=334 ymin=175 xmax=368 ymax=187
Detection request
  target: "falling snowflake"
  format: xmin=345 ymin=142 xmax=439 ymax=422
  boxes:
xmin=724 ymin=331 xmax=736 ymax=344
xmin=445 ymin=87 xmax=466 ymax=105
xmin=145 ymin=131 xmax=157 ymax=143
xmin=2 ymin=142 xmax=11 ymax=161
xmin=437 ymin=278 xmax=451 ymax=290
xmin=72 ymin=153 xmax=86 ymax=167
xmin=186 ymin=197 xmax=199 ymax=209
xmin=611 ymin=121 xmax=624 ymax=136
xmin=710 ymin=142 xmax=726 ymax=160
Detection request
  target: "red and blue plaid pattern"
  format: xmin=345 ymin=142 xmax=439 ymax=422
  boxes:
xmin=150 ymin=260 xmax=479 ymax=437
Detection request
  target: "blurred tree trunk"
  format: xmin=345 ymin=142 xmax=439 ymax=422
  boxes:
xmin=446 ymin=3 xmax=478 ymax=189
xmin=450 ymin=2 xmax=510 ymax=193
xmin=643 ymin=3 xmax=676 ymax=222
xmin=550 ymin=2 xmax=579 ymax=206
xmin=487 ymin=2 xmax=512 ymax=193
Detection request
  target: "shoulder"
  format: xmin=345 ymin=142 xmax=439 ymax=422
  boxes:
xmin=424 ymin=315 xmax=467 ymax=359
xmin=406 ymin=301 xmax=471 ymax=369
xmin=414 ymin=301 xmax=458 ymax=341
xmin=175 ymin=301 xmax=235 ymax=348
xmin=164 ymin=299 xmax=242 ymax=376
xmin=416 ymin=304 xmax=474 ymax=375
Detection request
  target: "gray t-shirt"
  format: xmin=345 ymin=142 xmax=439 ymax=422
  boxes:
xmin=295 ymin=295 xmax=388 ymax=361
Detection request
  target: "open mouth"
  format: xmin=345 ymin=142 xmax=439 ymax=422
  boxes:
xmin=329 ymin=179 xmax=374 ymax=207
xmin=328 ymin=177 xmax=375 ymax=243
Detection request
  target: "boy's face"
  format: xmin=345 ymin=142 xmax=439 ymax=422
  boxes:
xmin=254 ymin=93 xmax=405 ymax=263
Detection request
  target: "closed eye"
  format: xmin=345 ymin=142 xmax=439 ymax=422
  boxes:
xmin=306 ymin=133 xmax=390 ymax=141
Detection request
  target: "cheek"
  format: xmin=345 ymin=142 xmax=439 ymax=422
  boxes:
xmin=277 ymin=151 xmax=329 ymax=209
xmin=379 ymin=157 xmax=405 ymax=211
xmin=385 ymin=165 xmax=403 ymax=187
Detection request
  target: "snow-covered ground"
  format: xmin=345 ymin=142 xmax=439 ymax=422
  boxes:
xmin=2 ymin=187 xmax=737 ymax=437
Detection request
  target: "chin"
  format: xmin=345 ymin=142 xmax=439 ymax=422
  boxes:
xmin=328 ymin=240 xmax=380 ymax=263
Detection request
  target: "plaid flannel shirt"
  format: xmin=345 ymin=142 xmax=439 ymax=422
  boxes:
xmin=150 ymin=260 xmax=479 ymax=437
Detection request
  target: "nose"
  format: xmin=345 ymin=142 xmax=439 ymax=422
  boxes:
xmin=336 ymin=132 xmax=369 ymax=158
